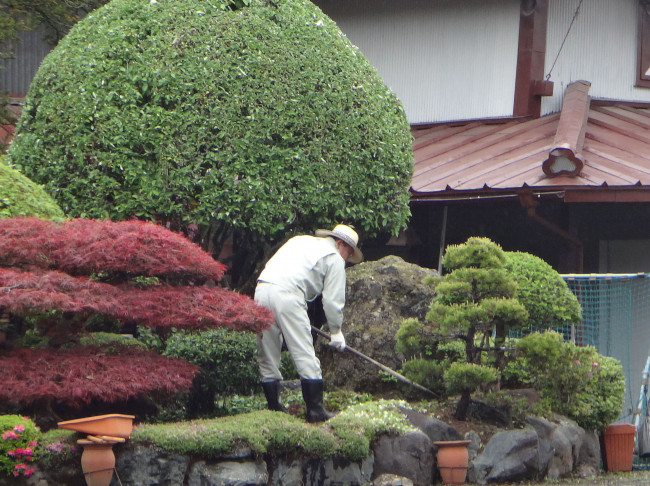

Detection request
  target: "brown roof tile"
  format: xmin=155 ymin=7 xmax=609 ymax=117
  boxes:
xmin=411 ymin=83 xmax=650 ymax=202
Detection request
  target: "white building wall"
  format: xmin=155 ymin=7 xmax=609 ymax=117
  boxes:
xmin=542 ymin=0 xmax=650 ymax=114
xmin=0 ymin=28 xmax=52 ymax=96
xmin=315 ymin=0 xmax=521 ymax=125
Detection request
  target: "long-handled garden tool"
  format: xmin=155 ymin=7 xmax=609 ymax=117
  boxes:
xmin=311 ymin=326 xmax=440 ymax=398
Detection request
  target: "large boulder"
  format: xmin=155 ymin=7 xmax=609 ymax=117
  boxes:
xmin=317 ymin=255 xmax=437 ymax=394
xmin=372 ymin=430 xmax=435 ymax=486
xmin=113 ymin=444 xmax=190 ymax=485
xmin=467 ymin=414 xmax=601 ymax=485
xmin=468 ymin=428 xmax=541 ymax=484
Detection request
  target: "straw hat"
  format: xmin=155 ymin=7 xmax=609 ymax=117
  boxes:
xmin=315 ymin=224 xmax=363 ymax=264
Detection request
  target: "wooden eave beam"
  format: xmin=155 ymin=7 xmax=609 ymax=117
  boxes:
xmin=563 ymin=188 xmax=650 ymax=203
xmin=513 ymin=0 xmax=552 ymax=117
xmin=411 ymin=187 xmax=650 ymax=204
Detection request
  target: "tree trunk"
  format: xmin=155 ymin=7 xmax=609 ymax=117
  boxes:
xmin=465 ymin=327 xmax=477 ymax=363
xmin=454 ymin=391 xmax=471 ymax=421
xmin=493 ymin=322 xmax=505 ymax=391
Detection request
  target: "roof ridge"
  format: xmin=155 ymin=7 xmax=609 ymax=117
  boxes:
xmin=542 ymin=80 xmax=591 ymax=177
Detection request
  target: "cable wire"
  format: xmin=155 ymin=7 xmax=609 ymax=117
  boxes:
xmin=546 ymin=0 xmax=584 ymax=81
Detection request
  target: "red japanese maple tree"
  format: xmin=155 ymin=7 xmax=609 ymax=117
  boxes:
xmin=0 ymin=217 xmax=273 ymax=425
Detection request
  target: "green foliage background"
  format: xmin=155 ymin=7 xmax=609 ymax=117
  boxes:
xmin=163 ymin=327 xmax=297 ymax=416
xmin=0 ymin=155 xmax=64 ymax=219
xmin=10 ymin=0 xmax=413 ymax=287
xmin=505 ymin=251 xmax=582 ymax=328
xmin=511 ymin=331 xmax=624 ymax=432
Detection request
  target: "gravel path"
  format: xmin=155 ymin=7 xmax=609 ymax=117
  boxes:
xmin=464 ymin=469 xmax=650 ymax=485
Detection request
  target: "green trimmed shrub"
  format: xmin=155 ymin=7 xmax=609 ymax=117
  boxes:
xmin=0 ymin=156 xmax=64 ymax=220
xmin=394 ymin=318 xmax=433 ymax=357
xmin=400 ymin=358 xmax=445 ymax=394
xmin=79 ymin=331 xmax=148 ymax=351
xmin=163 ymin=328 xmax=297 ymax=416
xmin=444 ymin=362 xmax=498 ymax=396
xmin=505 ymin=251 xmax=582 ymax=329
xmin=11 ymin=0 xmax=413 ymax=287
xmin=513 ymin=331 xmax=625 ymax=432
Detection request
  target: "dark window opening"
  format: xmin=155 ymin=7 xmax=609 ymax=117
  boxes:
xmin=637 ymin=0 xmax=650 ymax=87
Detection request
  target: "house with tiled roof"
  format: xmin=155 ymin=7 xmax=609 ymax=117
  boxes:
xmin=316 ymin=0 xmax=650 ymax=275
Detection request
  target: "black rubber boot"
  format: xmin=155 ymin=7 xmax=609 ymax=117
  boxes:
xmin=262 ymin=380 xmax=286 ymax=412
xmin=301 ymin=378 xmax=334 ymax=423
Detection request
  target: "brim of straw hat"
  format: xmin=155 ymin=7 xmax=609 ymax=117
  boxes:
xmin=315 ymin=229 xmax=363 ymax=264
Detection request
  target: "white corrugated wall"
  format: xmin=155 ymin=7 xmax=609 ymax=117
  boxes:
xmin=315 ymin=0 xmax=521 ymax=125
xmin=542 ymin=0 xmax=650 ymax=115
xmin=0 ymin=28 xmax=52 ymax=96
xmin=5 ymin=1 xmax=650 ymax=122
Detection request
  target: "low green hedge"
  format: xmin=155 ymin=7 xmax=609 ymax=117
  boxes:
xmin=132 ymin=399 xmax=416 ymax=461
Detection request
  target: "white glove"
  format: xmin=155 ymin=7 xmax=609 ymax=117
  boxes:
xmin=329 ymin=331 xmax=346 ymax=351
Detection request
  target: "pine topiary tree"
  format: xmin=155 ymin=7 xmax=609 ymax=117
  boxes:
xmin=9 ymin=0 xmax=414 ymax=288
xmin=430 ymin=238 xmax=529 ymax=365
xmin=396 ymin=237 xmax=529 ymax=420
xmin=0 ymin=217 xmax=273 ymax=427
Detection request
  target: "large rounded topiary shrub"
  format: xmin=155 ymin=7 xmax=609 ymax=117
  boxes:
xmin=0 ymin=156 xmax=64 ymax=220
xmin=505 ymin=251 xmax=582 ymax=329
xmin=10 ymin=0 xmax=413 ymax=286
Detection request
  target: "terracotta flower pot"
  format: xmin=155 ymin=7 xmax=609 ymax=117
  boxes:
xmin=434 ymin=439 xmax=471 ymax=484
xmin=603 ymin=423 xmax=636 ymax=472
xmin=58 ymin=414 xmax=135 ymax=438
xmin=78 ymin=440 xmax=116 ymax=486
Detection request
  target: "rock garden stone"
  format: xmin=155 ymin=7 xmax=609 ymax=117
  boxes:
xmin=372 ymin=430 xmax=434 ymax=486
xmin=317 ymin=256 xmax=437 ymax=394
xmin=186 ymin=460 xmax=268 ymax=486
xmin=468 ymin=428 xmax=541 ymax=484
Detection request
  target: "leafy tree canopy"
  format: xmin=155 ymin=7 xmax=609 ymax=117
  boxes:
xmin=10 ymin=0 xmax=414 ymax=287
xmin=0 ymin=155 xmax=64 ymax=220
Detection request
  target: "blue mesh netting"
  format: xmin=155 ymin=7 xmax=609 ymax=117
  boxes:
xmin=508 ymin=274 xmax=650 ymax=423
xmin=563 ymin=274 xmax=650 ymax=423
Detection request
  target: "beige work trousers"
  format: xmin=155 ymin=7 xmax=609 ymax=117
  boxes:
xmin=255 ymin=282 xmax=322 ymax=381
